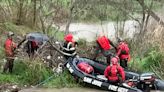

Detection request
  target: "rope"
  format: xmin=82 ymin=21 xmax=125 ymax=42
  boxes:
xmin=34 ymin=74 xmax=56 ymax=87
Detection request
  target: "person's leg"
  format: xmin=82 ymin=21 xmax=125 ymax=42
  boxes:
xmin=107 ymin=56 xmax=111 ymax=65
xmin=104 ymin=50 xmax=112 ymax=64
xmin=124 ymin=59 xmax=128 ymax=69
xmin=31 ymin=48 xmax=35 ymax=59
xmin=3 ymin=58 xmax=10 ymax=73
xmin=9 ymin=59 xmax=14 ymax=73
xmin=120 ymin=59 xmax=128 ymax=69
xmin=120 ymin=59 xmax=125 ymax=68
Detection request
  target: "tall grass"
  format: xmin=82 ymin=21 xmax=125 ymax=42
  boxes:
xmin=0 ymin=59 xmax=53 ymax=86
xmin=43 ymin=70 xmax=80 ymax=88
xmin=129 ymin=47 xmax=164 ymax=79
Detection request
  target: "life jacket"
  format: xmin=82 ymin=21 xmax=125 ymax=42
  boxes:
xmin=104 ymin=64 xmax=125 ymax=81
xmin=77 ymin=62 xmax=94 ymax=74
xmin=117 ymin=42 xmax=130 ymax=60
xmin=4 ymin=38 xmax=16 ymax=57
xmin=118 ymin=42 xmax=129 ymax=55
xmin=97 ymin=36 xmax=110 ymax=50
xmin=108 ymin=65 xmax=119 ymax=81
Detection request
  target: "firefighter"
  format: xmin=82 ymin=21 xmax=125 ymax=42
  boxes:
xmin=104 ymin=57 xmax=125 ymax=84
xmin=93 ymin=35 xmax=117 ymax=64
xmin=116 ymin=38 xmax=130 ymax=69
xmin=60 ymin=34 xmax=77 ymax=60
xmin=3 ymin=31 xmax=17 ymax=73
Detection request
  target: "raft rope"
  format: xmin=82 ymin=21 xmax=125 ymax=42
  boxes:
xmin=35 ymin=74 xmax=56 ymax=87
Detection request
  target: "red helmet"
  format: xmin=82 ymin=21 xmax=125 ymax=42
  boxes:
xmin=111 ymin=57 xmax=118 ymax=65
xmin=64 ymin=34 xmax=74 ymax=42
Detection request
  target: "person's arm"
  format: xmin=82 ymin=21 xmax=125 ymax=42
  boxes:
xmin=118 ymin=66 xmax=125 ymax=81
xmin=104 ymin=66 xmax=111 ymax=78
xmin=93 ymin=42 xmax=101 ymax=60
xmin=109 ymin=39 xmax=117 ymax=50
xmin=116 ymin=47 xmax=121 ymax=56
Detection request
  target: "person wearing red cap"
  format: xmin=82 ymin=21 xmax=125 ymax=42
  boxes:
xmin=60 ymin=34 xmax=77 ymax=59
xmin=116 ymin=38 xmax=130 ymax=69
xmin=93 ymin=35 xmax=117 ymax=64
xmin=3 ymin=31 xmax=17 ymax=73
xmin=104 ymin=57 xmax=125 ymax=84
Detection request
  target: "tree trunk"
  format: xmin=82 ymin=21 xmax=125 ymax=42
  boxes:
xmin=136 ymin=0 xmax=164 ymax=26
xmin=33 ymin=0 xmax=37 ymax=27
xmin=16 ymin=0 xmax=23 ymax=25
xmin=65 ymin=0 xmax=75 ymax=35
xmin=39 ymin=0 xmax=46 ymax=34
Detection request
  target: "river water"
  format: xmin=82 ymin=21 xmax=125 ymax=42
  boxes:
xmin=59 ymin=20 xmax=139 ymax=42
xmin=20 ymin=87 xmax=107 ymax=92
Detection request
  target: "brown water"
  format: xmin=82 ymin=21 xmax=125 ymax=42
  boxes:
xmin=20 ymin=87 xmax=107 ymax=92
xmin=58 ymin=20 xmax=139 ymax=42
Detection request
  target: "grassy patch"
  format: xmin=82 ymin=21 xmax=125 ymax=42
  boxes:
xmin=0 ymin=59 xmax=53 ymax=86
xmin=43 ymin=70 xmax=80 ymax=88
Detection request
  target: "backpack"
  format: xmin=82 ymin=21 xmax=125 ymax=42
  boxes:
xmin=97 ymin=36 xmax=110 ymax=50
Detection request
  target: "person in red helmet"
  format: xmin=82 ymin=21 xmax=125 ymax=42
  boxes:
xmin=60 ymin=34 xmax=77 ymax=60
xmin=104 ymin=57 xmax=125 ymax=84
xmin=3 ymin=31 xmax=17 ymax=73
xmin=116 ymin=38 xmax=130 ymax=69
xmin=93 ymin=35 xmax=117 ymax=64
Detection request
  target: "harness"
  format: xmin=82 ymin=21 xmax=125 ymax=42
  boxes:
xmin=108 ymin=65 xmax=120 ymax=77
xmin=119 ymin=42 xmax=129 ymax=55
